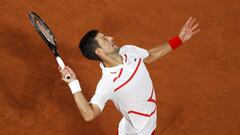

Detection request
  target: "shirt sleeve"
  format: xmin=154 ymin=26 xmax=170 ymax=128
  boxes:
xmin=121 ymin=45 xmax=149 ymax=59
xmin=89 ymin=77 xmax=114 ymax=111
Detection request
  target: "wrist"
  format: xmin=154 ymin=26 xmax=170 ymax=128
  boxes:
xmin=68 ymin=80 xmax=82 ymax=94
xmin=168 ymin=36 xmax=183 ymax=50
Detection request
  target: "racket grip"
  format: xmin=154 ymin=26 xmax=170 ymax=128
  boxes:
xmin=56 ymin=56 xmax=65 ymax=69
xmin=56 ymin=57 xmax=71 ymax=79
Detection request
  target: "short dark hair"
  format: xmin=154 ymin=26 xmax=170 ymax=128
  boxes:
xmin=79 ymin=29 xmax=102 ymax=61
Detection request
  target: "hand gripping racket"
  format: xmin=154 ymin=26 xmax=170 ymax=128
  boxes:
xmin=28 ymin=11 xmax=71 ymax=79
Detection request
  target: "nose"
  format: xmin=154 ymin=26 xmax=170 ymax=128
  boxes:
xmin=107 ymin=36 xmax=113 ymax=41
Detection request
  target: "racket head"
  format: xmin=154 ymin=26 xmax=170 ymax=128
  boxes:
xmin=28 ymin=11 xmax=59 ymax=57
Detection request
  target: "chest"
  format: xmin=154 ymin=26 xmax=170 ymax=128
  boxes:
xmin=112 ymin=57 xmax=151 ymax=93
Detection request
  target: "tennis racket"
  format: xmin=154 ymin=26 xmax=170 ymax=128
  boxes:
xmin=28 ymin=11 xmax=71 ymax=79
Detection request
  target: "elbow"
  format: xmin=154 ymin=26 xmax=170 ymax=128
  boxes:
xmin=83 ymin=116 xmax=94 ymax=122
xmin=82 ymin=113 xmax=95 ymax=122
xmin=79 ymin=104 xmax=101 ymax=122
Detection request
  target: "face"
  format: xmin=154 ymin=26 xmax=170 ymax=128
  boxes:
xmin=95 ymin=33 xmax=119 ymax=55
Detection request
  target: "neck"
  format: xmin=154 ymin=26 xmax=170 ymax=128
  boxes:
xmin=102 ymin=53 xmax=123 ymax=67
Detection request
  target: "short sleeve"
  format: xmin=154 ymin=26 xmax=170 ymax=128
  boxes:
xmin=120 ymin=45 xmax=149 ymax=59
xmin=89 ymin=77 xmax=114 ymax=111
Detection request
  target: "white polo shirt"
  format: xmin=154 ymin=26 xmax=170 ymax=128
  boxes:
xmin=90 ymin=45 xmax=157 ymax=134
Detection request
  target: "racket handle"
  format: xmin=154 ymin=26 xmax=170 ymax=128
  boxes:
xmin=56 ymin=56 xmax=65 ymax=69
xmin=56 ymin=56 xmax=71 ymax=79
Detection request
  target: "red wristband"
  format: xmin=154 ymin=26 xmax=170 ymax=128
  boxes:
xmin=168 ymin=36 xmax=183 ymax=50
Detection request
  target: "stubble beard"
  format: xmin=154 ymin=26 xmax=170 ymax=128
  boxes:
xmin=106 ymin=47 xmax=120 ymax=58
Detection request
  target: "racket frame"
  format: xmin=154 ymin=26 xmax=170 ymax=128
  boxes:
xmin=28 ymin=11 xmax=71 ymax=79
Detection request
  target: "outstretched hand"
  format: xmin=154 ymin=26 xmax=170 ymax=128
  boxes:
xmin=179 ymin=17 xmax=200 ymax=43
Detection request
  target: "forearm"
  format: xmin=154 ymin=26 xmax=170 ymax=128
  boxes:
xmin=68 ymin=81 xmax=99 ymax=122
xmin=59 ymin=67 xmax=101 ymax=121
xmin=73 ymin=92 xmax=96 ymax=121
xmin=144 ymin=42 xmax=173 ymax=63
xmin=144 ymin=36 xmax=183 ymax=64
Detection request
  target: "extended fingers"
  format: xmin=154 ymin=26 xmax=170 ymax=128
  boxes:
xmin=186 ymin=17 xmax=193 ymax=26
xmin=192 ymin=29 xmax=200 ymax=35
xmin=188 ymin=18 xmax=196 ymax=28
xmin=184 ymin=17 xmax=198 ymax=29
xmin=184 ymin=17 xmax=200 ymax=34
xmin=182 ymin=17 xmax=192 ymax=29
xmin=181 ymin=17 xmax=192 ymax=33
xmin=191 ymin=22 xmax=200 ymax=35
xmin=191 ymin=23 xmax=199 ymax=30
xmin=179 ymin=17 xmax=200 ymax=42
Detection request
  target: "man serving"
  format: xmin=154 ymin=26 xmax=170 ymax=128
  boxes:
xmin=59 ymin=17 xmax=200 ymax=135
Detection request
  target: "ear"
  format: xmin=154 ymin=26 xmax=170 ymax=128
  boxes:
xmin=95 ymin=48 xmax=105 ymax=57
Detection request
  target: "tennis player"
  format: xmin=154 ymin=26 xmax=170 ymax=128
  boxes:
xmin=59 ymin=17 xmax=200 ymax=135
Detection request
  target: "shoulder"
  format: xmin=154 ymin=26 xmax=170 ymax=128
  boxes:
xmin=120 ymin=45 xmax=140 ymax=53
xmin=96 ymin=76 xmax=114 ymax=91
xmin=120 ymin=45 xmax=149 ymax=59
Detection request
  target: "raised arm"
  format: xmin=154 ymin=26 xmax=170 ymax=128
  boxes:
xmin=59 ymin=66 xmax=101 ymax=122
xmin=144 ymin=17 xmax=200 ymax=64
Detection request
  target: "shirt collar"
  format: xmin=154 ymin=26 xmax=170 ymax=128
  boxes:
xmin=99 ymin=54 xmax=127 ymax=75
